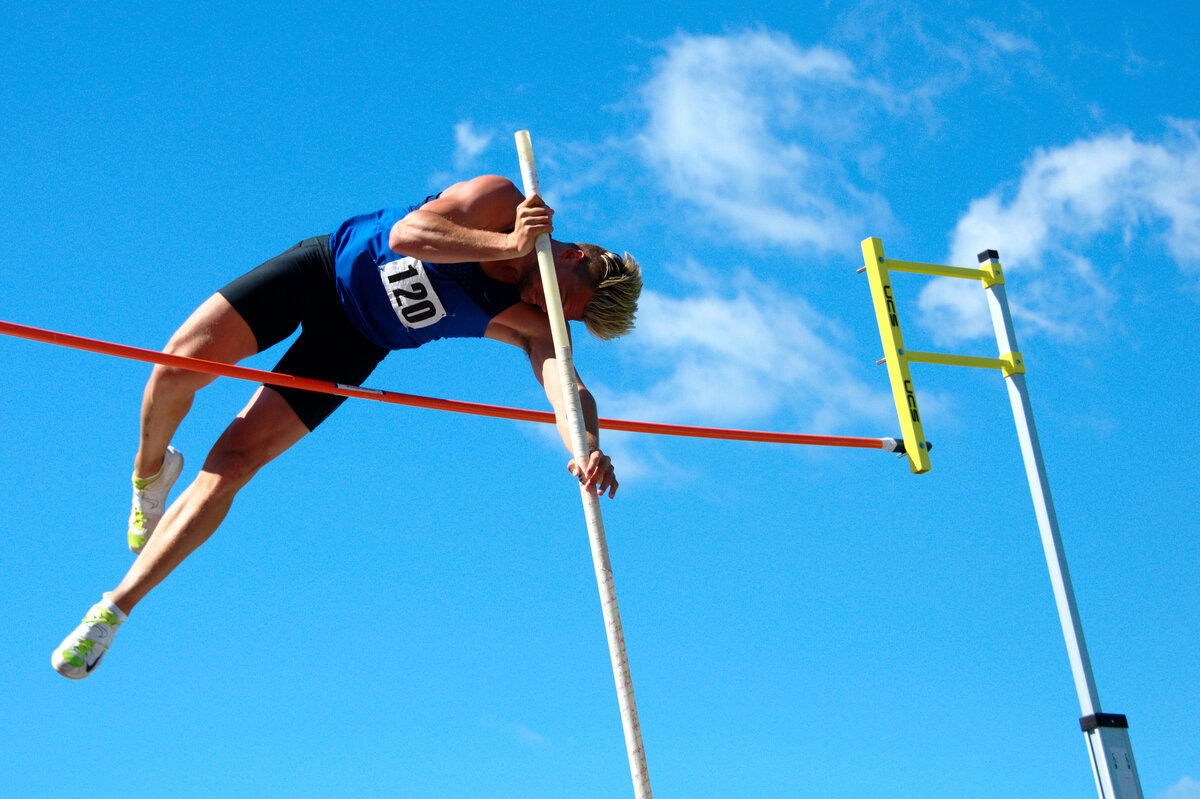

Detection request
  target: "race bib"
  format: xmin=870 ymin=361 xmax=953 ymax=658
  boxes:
xmin=378 ymin=256 xmax=447 ymax=329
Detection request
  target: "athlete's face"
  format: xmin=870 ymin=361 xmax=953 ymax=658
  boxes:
xmin=519 ymin=244 xmax=594 ymax=321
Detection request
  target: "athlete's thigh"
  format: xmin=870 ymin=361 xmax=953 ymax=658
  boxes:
xmin=163 ymin=293 xmax=259 ymax=364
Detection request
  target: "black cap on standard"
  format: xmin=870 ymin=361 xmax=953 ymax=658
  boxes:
xmin=978 ymin=249 xmax=1000 ymax=263
xmin=1080 ymin=713 xmax=1129 ymax=732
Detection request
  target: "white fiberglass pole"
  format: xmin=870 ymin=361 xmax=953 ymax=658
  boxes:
xmin=515 ymin=130 xmax=653 ymax=799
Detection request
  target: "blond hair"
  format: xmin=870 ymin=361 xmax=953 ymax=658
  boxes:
xmin=577 ymin=243 xmax=642 ymax=340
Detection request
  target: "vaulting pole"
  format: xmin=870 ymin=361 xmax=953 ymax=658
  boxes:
xmin=515 ymin=130 xmax=653 ymax=799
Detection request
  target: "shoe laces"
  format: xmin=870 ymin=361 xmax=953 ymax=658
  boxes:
xmin=83 ymin=608 xmax=121 ymax=629
xmin=69 ymin=635 xmax=96 ymax=656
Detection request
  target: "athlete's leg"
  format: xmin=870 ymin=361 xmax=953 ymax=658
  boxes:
xmin=55 ymin=386 xmax=308 ymax=677
xmin=113 ymin=386 xmax=308 ymax=613
xmin=134 ymin=293 xmax=259 ymax=478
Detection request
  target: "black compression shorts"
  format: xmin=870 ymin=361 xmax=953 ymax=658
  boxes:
xmin=217 ymin=235 xmax=388 ymax=430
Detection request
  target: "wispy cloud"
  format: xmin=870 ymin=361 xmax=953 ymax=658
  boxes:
xmin=479 ymin=716 xmax=550 ymax=750
xmin=588 ymin=262 xmax=899 ymax=487
xmin=970 ymin=19 xmax=1039 ymax=56
xmin=831 ymin=2 xmax=1049 ymax=94
xmin=453 ymin=120 xmax=494 ymax=171
xmin=1162 ymin=776 xmax=1200 ymax=799
xmin=637 ymin=30 xmax=896 ymax=252
xmin=602 ymin=260 xmax=890 ymax=435
xmin=509 ymin=722 xmax=548 ymax=748
xmin=920 ymin=120 xmax=1200 ymax=341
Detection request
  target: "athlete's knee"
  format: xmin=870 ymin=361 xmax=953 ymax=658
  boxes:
xmin=146 ymin=360 xmax=210 ymax=398
xmin=200 ymin=445 xmax=271 ymax=496
xmin=148 ymin=326 xmax=230 ymax=393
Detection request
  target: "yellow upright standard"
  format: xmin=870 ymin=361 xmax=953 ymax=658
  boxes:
xmin=860 ymin=238 xmax=931 ymax=473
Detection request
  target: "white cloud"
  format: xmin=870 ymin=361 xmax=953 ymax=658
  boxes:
xmin=453 ymin=120 xmax=494 ymax=171
xmin=602 ymin=261 xmax=891 ymax=437
xmin=638 ymin=30 xmax=895 ymax=252
xmin=479 ymin=717 xmax=550 ymax=750
xmin=510 ymin=722 xmax=548 ymax=748
xmin=1162 ymin=776 xmax=1200 ymax=799
xmin=920 ymin=121 xmax=1200 ymax=341
xmin=970 ymin=19 xmax=1039 ymax=56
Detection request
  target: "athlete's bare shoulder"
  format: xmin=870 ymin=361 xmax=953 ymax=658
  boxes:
xmin=422 ymin=176 xmax=524 ymax=231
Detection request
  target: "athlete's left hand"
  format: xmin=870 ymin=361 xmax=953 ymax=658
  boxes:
xmin=569 ymin=450 xmax=618 ymax=498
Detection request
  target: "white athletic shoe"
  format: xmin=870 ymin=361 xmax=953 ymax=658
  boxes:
xmin=52 ymin=595 xmax=127 ymax=679
xmin=128 ymin=446 xmax=184 ymax=554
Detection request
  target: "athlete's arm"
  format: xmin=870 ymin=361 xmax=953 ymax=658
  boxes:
xmin=485 ymin=315 xmax=619 ymax=498
xmin=388 ymin=175 xmax=553 ymax=263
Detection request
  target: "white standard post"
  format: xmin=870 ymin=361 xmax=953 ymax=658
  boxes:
xmin=515 ymin=130 xmax=653 ymax=799
xmin=979 ymin=250 xmax=1143 ymax=799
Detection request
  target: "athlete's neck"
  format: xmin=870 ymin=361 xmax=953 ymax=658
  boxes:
xmin=481 ymin=254 xmax=534 ymax=284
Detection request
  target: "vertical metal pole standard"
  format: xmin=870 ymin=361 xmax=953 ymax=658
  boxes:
xmin=514 ymin=131 xmax=653 ymax=799
xmin=979 ymin=250 xmax=1143 ymax=799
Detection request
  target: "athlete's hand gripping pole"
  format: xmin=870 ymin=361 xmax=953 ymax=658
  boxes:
xmin=515 ymin=131 xmax=653 ymax=799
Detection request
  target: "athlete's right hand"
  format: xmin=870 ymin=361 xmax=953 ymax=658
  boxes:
xmin=507 ymin=194 xmax=554 ymax=256
xmin=569 ymin=449 xmax=619 ymax=498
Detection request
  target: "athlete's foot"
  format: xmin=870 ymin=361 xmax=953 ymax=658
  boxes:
xmin=128 ymin=446 xmax=184 ymax=554
xmin=51 ymin=594 xmax=127 ymax=679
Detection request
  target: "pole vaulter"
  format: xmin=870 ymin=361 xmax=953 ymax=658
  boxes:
xmin=0 ymin=133 xmax=935 ymax=797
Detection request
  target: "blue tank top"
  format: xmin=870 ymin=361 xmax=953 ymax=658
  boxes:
xmin=330 ymin=201 xmax=522 ymax=351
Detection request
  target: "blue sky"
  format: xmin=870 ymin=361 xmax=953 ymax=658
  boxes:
xmin=1 ymin=2 xmax=1197 ymax=798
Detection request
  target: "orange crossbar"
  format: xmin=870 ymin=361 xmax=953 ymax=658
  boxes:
xmin=0 ymin=319 xmax=887 ymax=451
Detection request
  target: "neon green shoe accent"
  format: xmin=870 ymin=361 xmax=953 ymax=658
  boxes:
xmin=129 ymin=509 xmax=150 ymax=552
xmin=84 ymin=608 xmax=121 ymax=627
xmin=128 ymin=447 xmax=183 ymax=554
xmin=62 ymin=635 xmax=97 ymax=667
xmin=133 ymin=461 xmax=170 ymax=490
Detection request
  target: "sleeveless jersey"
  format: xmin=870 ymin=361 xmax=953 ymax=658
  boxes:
xmin=330 ymin=201 xmax=522 ymax=351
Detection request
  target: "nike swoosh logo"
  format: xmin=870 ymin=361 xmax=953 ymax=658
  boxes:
xmin=86 ymin=652 xmax=105 ymax=672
